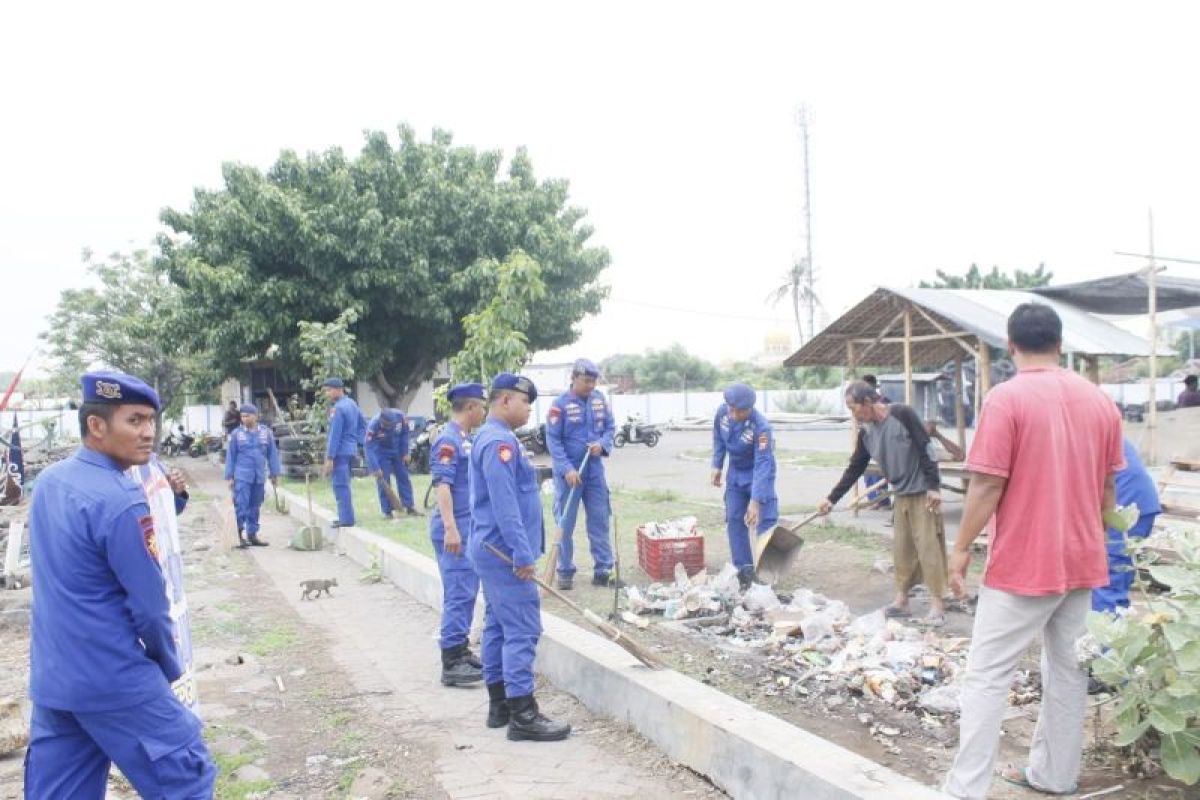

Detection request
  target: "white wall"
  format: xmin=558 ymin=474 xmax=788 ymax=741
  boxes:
xmin=528 ymin=387 xmax=846 ymax=426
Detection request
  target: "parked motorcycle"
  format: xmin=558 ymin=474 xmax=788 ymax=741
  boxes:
xmin=516 ymin=423 xmax=547 ymax=455
xmin=408 ymin=419 xmax=438 ymax=474
xmin=160 ymin=428 xmax=187 ymax=457
xmin=614 ymin=419 xmax=661 ymax=448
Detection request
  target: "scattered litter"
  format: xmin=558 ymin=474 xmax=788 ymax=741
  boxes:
xmin=225 ymin=654 xmax=245 ymax=666
xmin=639 ymin=516 xmax=700 ymax=539
xmin=274 ymin=675 xmax=286 ymax=693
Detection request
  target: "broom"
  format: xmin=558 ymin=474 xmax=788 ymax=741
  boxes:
xmin=485 ymin=542 xmax=664 ymax=670
xmin=539 ymin=450 xmax=591 ymax=587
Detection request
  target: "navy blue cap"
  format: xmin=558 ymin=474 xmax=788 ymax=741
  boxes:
xmin=239 ymin=403 xmax=259 ymax=415
xmin=321 ymin=377 xmax=345 ymax=389
xmin=572 ymin=358 xmax=600 ymax=378
xmin=81 ymin=371 xmax=161 ymax=412
xmin=723 ymin=383 xmax=756 ymax=410
xmin=448 ymin=382 xmax=486 ymax=402
xmin=491 ymin=373 xmax=538 ymax=402
xmin=381 ymin=408 xmax=403 ymax=424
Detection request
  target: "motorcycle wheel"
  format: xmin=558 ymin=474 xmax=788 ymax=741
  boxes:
xmin=644 ymin=432 xmax=660 ymax=448
xmin=613 ymin=432 xmax=626 ymax=448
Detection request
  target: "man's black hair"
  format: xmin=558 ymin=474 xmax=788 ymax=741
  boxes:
xmin=1186 ymin=375 xmax=1198 ymax=386
xmin=1007 ymin=303 xmax=1062 ymax=354
xmin=78 ymin=402 xmax=117 ymax=438
xmin=451 ymin=397 xmax=481 ymax=413
xmin=845 ymin=380 xmax=881 ymax=404
xmin=861 ymin=374 xmax=878 ymax=387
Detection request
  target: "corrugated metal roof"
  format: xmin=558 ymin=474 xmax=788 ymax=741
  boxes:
xmin=784 ymin=287 xmax=1169 ymax=368
xmin=1032 ymin=272 xmax=1200 ymax=314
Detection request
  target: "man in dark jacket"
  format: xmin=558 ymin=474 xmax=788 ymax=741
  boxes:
xmin=819 ymin=381 xmax=948 ymax=624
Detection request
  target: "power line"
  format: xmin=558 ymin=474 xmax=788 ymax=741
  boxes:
xmin=607 ymin=296 xmax=793 ymax=323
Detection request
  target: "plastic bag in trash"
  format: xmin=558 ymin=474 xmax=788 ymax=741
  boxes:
xmin=800 ymin=611 xmax=836 ymax=642
xmin=742 ymin=583 xmax=781 ymax=613
xmin=918 ymin=684 xmax=961 ymax=715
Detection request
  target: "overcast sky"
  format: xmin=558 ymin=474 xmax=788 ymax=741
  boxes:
xmin=4 ymin=1 xmax=1200 ymax=376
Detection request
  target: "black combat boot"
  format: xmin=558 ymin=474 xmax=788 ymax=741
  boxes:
xmin=441 ymin=645 xmax=483 ymax=687
xmin=557 ymin=575 xmax=573 ymax=590
xmin=236 ymin=528 xmax=249 ymax=549
xmin=462 ymin=646 xmax=483 ymax=670
xmin=592 ymin=573 xmax=626 ymax=589
xmin=486 ymin=682 xmax=510 ymax=728
xmin=506 ymin=695 xmax=570 ymax=742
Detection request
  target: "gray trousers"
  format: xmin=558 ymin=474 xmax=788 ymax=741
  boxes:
xmin=944 ymin=586 xmax=1090 ymax=799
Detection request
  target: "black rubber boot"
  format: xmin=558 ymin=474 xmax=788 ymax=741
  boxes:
xmin=592 ymin=573 xmax=626 ymax=589
xmin=441 ymin=645 xmax=482 ymax=687
xmin=405 ymin=507 xmax=423 ymax=517
xmin=506 ymin=695 xmax=570 ymax=742
xmin=486 ymin=682 xmax=509 ymax=728
xmin=557 ymin=575 xmax=573 ymax=590
xmin=236 ymin=528 xmax=249 ymax=549
xmin=463 ymin=647 xmax=483 ymax=670
xmin=737 ymin=566 xmax=756 ymax=591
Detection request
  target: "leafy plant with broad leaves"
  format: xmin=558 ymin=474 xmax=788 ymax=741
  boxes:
xmin=296 ymin=308 xmax=359 ymax=454
xmin=1088 ymin=504 xmax=1200 ymax=785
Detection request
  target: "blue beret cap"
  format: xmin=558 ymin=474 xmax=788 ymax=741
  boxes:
xmin=572 ymin=358 xmax=600 ymax=378
xmin=239 ymin=403 xmax=259 ymax=415
xmin=321 ymin=377 xmax=345 ymax=389
xmin=380 ymin=408 xmax=402 ymax=424
xmin=723 ymin=383 xmax=756 ymax=410
xmin=448 ymin=382 xmax=486 ymax=402
xmin=491 ymin=372 xmax=538 ymax=402
xmin=81 ymin=371 xmax=161 ymax=412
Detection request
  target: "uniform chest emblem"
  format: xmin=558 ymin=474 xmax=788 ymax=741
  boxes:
xmin=740 ymin=428 xmax=754 ymax=444
xmin=462 ymin=439 xmax=473 ymax=454
xmin=720 ymin=416 xmax=730 ymax=432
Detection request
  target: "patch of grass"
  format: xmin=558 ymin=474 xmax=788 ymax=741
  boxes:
xmin=337 ymin=763 xmax=362 ymax=795
xmin=247 ymin=624 xmax=297 ymax=657
xmin=214 ymin=749 xmax=273 ymax=800
xmin=337 ymin=730 xmax=365 ymax=750
xmin=630 ymin=487 xmax=682 ymax=503
xmin=326 ymin=710 xmax=354 ymax=728
xmin=682 ymin=446 xmax=847 ymax=469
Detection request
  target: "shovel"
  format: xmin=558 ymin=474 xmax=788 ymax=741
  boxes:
xmin=293 ymin=474 xmax=324 ymax=551
xmin=540 ymin=450 xmax=591 ymax=588
xmin=753 ymin=477 xmax=892 ymax=583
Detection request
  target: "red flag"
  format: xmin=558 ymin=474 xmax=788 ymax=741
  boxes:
xmin=0 ymin=364 xmax=24 ymax=414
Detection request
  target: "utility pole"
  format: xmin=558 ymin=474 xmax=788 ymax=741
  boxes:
xmin=797 ymin=105 xmax=815 ymax=342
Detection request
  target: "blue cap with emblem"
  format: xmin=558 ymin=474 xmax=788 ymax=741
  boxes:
xmin=81 ymin=370 xmax=162 ymax=412
xmin=448 ymin=382 xmax=486 ymax=402
xmin=239 ymin=403 xmax=259 ymax=415
xmin=381 ymin=408 xmax=401 ymax=424
xmin=491 ymin=373 xmax=538 ymax=402
xmin=572 ymin=358 xmax=600 ymax=378
xmin=321 ymin=377 xmax=345 ymax=389
xmin=723 ymin=383 xmax=756 ymax=410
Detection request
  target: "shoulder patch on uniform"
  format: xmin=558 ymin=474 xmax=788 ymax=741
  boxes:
xmin=758 ymin=433 xmax=770 ymax=450
xmin=438 ymin=443 xmax=456 ymax=464
xmin=498 ymin=443 xmax=513 ymax=463
xmin=549 ymin=406 xmax=561 ymax=422
xmin=140 ymin=515 xmax=160 ymax=560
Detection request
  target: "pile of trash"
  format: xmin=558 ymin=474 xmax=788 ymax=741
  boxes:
xmin=624 ymin=563 xmax=1039 ymax=718
xmin=638 ymin=516 xmax=700 ymax=539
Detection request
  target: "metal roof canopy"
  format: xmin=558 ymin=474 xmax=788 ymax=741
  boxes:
xmin=1032 ymin=272 xmax=1200 ymax=315
xmin=784 ymin=287 xmax=1169 ymax=368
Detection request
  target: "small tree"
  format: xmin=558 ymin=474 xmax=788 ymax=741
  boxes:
xmin=919 ymin=263 xmax=1053 ymax=289
xmin=297 ymin=308 xmax=359 ymax=434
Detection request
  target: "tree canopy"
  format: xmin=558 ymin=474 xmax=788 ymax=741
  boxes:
xmin=40 ymin=248 xmax=215 ymax=422
xmin=919 ymin=263 xmax=1053 ymax=290
xmin=161 ymin=125 xmax=609 ymax=405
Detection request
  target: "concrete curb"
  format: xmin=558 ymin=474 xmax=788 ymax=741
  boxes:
xmin=276 ymin=486 xmax=948 ymax=800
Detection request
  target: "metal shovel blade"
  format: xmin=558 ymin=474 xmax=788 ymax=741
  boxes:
xmin=754 ymin=516 xmax=808 ymax=584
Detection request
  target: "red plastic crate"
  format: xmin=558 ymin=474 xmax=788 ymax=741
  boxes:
xmin=636 ymin=525 xmax=705 ymax=581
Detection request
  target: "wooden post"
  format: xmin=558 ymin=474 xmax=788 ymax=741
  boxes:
xmin=979 ymin=342 xmax=992 ymax=398
xmin=1085 ymin=355 xmax=1101 ymax=385
xmin=903 ymin=305 xmax=914 ymax=405
xmin=954 ymin=354 xmax=966 ymax=453
xmin=973 ymin=338 xmax=984 ymax=422
xmin=847 ymin=339 xmax=861 ymax=516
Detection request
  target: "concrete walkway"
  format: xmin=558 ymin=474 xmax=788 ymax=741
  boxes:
xmin=237 ymin=490 xmax=723 ymax=799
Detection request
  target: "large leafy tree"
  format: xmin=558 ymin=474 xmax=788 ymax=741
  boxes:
xmin=41 ymin=248 xmax=215 ymax=430
xmin=161 ymin=125 xmax=609 ymax=406
xmin=919 ymin=262 xmax=1053 ymax=289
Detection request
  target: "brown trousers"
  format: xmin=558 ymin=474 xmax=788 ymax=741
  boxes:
xmin=893 ymin=493 xmax=948 ymax=599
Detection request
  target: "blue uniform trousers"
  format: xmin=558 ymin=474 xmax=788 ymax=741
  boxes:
xmin=1092 ymin=514 xmax=1155 ymax=613
xmin=554 ymin=469 xmax=613 ymax=578
xmin=24 ymin=692 xmax=215 ymax=800
xmin=233 ymin=480 xmax=266 ymax=536
xmin=375 ymin=454 xmax=415 ymax=514
xmin=331 ymin=454 xmax=355 ymax=525
xmin=724 ymin=476 xmax=779 ymax=569
xmin=474 ymin=555 xmax=541 ymax=698
xmin=434 ymin=520 xmax=480 ymax=650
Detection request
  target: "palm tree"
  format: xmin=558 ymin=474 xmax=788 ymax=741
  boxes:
xmin=767 ymin=256 xmax=821 ymax=347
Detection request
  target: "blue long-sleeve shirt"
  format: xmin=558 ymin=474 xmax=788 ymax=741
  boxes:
xmin=545 ymin=389 xmax=615 ymax=475
xmin=364 ymin=410 xmax=410 ymax=470
xmin=712 ymin=405 xmax=777 ymax=502
xmin=223 ymin=425 xmax=281 ymax=483
xmin=429 ymin=420 xmax=472 ymax=540
xmin=326 ymin=395 xmax=366 ymax=459
xmin=469 ymin=417 xmax=544 ymax=568
xmin=29 ymin=448 xmax=181 ymax=711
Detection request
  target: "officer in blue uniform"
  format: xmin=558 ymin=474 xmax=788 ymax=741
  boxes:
xmin=321 ymin=377 xmax=366 ymax=527
xmin=468 ymin=373 xmax=570 ymax=742
xmin=430 ymin=383 xmax=488 ymax=686
xmin=366 ymin=408 xmax=419 ymax=518
xmin=1093 ymin=438 xmax=1161 ymax=613
xmin=711 ymin=383 xmax=779 ymax=589
xmin=24 ymin=371 xmax=216 ymax=798
xmin=545 ymin=358 xmax=618 ymax=590
xmin=224 ymin=402 xmax=281 ymax=547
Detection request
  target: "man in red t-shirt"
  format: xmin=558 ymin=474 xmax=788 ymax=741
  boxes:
xmin=944 ymin=304 xmax=1124 ymax=799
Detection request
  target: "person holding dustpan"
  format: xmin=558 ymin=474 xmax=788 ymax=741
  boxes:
xmin=818 ymin=380 xmax=949 ymax=626
xmin=711 ymin=383 xmax=779 ymax=590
